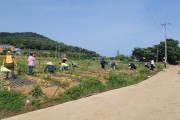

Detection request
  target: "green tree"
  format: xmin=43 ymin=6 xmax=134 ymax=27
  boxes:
xmin=0 ymin=32 xmax=100 ymax=59
xmin=132 ymin=48 xmax=150 ymax=61
xmin=132 ymin=39 xmax=180 ymax=64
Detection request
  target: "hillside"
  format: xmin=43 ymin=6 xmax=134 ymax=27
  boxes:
xmin=0 ymin=32 xmax=100 ymax=58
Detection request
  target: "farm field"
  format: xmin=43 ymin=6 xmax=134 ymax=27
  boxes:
xmin=0 ymin=57 xmax=163 ymax=119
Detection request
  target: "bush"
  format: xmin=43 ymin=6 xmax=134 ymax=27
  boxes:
xmin=0 ymin=89 xmax=26 ymax=112
xmin=107 ymin=73 xmax=129 ymax=88
xmin=65 ymin=78 xmax=105 ymax=99
xmin=31 ymin=98 xmax=41 ymax=108
xmin=156 ymin=64 xmax=163 ymax=71
xmin=28 ymin=85 xmax=44 ymax=108
xmin=139 ymin=68 xmax=150 ymax=75
xmin=29 ymin=85 xmax=43 ymax=98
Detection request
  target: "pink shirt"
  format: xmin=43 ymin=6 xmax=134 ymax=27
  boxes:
xmin=28 ymin=56 xmax=35 ymax=66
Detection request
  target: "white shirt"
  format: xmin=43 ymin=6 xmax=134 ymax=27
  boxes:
xmin=151 ymin=60 xmax=154 ymax=65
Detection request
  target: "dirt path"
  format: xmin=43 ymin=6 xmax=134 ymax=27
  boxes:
xmin=4 ymin=65 xmax=180 ymax=120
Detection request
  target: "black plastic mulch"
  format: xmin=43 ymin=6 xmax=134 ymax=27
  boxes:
xmin=9 ymin=79 xmax=36 ymax=87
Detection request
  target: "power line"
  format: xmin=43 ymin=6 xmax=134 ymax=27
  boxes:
xmin=144 ymin=0 xmax=163 ymax=32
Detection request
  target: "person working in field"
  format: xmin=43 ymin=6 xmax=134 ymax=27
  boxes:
xmin=100 ymin=58 xmax=107 ymax=69
xmin=28 ymin=53 xmax=35 ymax=75
xmin=59 ymin=58 xmax=69 ymax=70
xmin=72 ymin=61 xmax=78 ymax=67
xmin=110 ymin=61 xmax=118 ymax=70
xmin=129 ymin=63 xmax=137 ymax=70
xmin=44 ymin=62 xmax=56 ymax=74
xmin=150 ymin=58 xmax=155 ymax=70
xmin=2 ymin=51 xmax=17 ymax=80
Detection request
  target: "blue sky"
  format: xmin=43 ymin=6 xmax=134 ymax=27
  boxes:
xmin=0 ymin=0 xmax=180 ymax=57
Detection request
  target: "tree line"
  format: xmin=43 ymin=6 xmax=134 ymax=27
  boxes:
xmin=132 ymin=39 xmax=180 ymax=64
xmin=0 ymin=32 xmax=100 ymax=59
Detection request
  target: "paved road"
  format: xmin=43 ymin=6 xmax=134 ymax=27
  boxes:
xmin=4 ymin=66 xmax=180 ymax=120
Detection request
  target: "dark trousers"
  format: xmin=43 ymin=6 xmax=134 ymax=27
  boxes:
xmin=101 ymin=65 xmax=105 ymax=69
xmin=28 ymin=66 xmax=34 ymax=75
xmin=150 ymin=64 xmax=155 ymax=70
xmin=5 ymin=63 xmax=15 ymax=80
xmin=6 ymin=70 xmax=15 ymax=80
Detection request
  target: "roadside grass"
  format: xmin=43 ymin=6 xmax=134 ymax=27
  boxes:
xmin=0 ymin=89 xmax=26 ymax=112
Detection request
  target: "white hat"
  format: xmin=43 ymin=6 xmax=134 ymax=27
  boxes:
xmin=47 ymin=62 xmax=53 ymax=65
xmin=63 ymin=58 xmax=67 ymax=60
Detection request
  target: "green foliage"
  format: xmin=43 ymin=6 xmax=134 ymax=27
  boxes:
xmin=16 ymin=58 xmax=28 ymax=75
xmin=0 ymin=32 xmax=100 ymax=59
xmin=29 ymin=85 xmax=43 ymax=98
xmin=65 ymin=78 xmax=105 ymax=99
xmin=28 ymin=85 xmax=44 ymax=108
xmin=107 ymin=69 xmax=151 ymax=89
xmin=107 ymin=73 xmax=129 ymax=88
xmin=132 ymin=39 xmax=180 ymax=64
xmin=139 ymin=68 xmax=150 ymax=75
xmin=85 ymin=60 xmax=91 ymax=68
xmin=31 ymin=98 xmax=41 ymax=108
xmin=156 ymin=64 xmax=163 ymax=71
xmin=115 ymin=54 xmax=131 ymax=61
xmin=0 ymin=89 xmax=26 ymax=112
xmin=132 ymin=47 xmax=150 ymax=61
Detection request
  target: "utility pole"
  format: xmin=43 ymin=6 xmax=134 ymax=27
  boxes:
xmin=79 ymin=49 xmax=81 ymax=60
xmin=116 ymin=50 xmax=120 ymax=56
xmin=58 ymin=45 xmax=61 ymax=59
xmin=161 ymin=22 xmax=170 ymax=64
xmin=55 ymin=46 xmax=57 ymax=58
xmin=156 ymin=46 xmax=158 ymax=62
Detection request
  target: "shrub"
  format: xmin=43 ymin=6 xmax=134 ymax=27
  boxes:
xmin=29 ymin=85 xmax=43 ymax=98
xmin=139 ymin=68 xmax=150 ymax=75
xmin=156 ymin=64 xmax=163 ymax=71
xmin=107 ymin=73 xmax=129 ymax=88
xmin=0 ymin=89 xmax=26 ymax=112
xmin=28 ymin=85 xmax=44 ymax=108
xmin=65 ymin=78 xmax=105 ymax=99
xmin=31 ymin=98 xmax=41 ymax=108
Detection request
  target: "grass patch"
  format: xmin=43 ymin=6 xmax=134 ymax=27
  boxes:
xmin=64 ymin=78 xmax=105 ymax=99
xmin=0 ymin=89 xmax=26 ymax=112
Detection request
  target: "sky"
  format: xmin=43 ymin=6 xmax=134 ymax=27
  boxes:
xmin=0 ymin=0 xmax=180 ymax=57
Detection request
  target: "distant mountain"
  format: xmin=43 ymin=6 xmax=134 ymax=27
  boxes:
xmin=0 ymin=32 xmax=100 ymax=58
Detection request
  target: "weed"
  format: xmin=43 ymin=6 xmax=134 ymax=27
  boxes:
xmin=28 ymin=85 xmax=44 ymax=108
xmin=139 ymin=68 xmax=150 ymax=75
xmin=31 ymin=98 xmax=41 ymax=108
xmin=65 ymin=78 xmax=105 ymax=99
xmin=0 ymin=89 xmax=26 ymax=112
xmin=29 ymin=85 xmax=43 ymax=98
xmin=156 ymin=64 xmax=163 ymax=71
xmin=107 ymin=73 xmax=128 ymax=88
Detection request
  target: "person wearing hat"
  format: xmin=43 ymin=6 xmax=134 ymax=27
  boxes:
xmin=59 ymin=58 xmax=69 ymax=70
xmin=129 ymin=63 xmax=137 ymax=70
xmin=110 ymin=60 xmax=118 ymax=70
xmin=44 ymin=62 xmax=56 ymax=73
xmin=2 ymin=51 xmax=17 ymax=80
xmin=62 ymin=58 xmax=67 ymax=63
